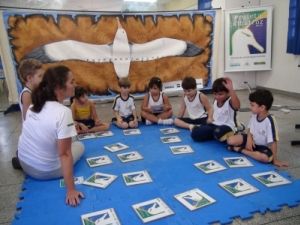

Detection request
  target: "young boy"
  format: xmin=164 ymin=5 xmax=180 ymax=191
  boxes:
xmin=112 ymin=78 xmax=138 ymax=129
xmin=141 ymin=76 xmax=173 ymax=125
xmin=12 ymin=58 xmax=44 ymax=169
xmin=71 ymin=86 xmax=110 ymax=133
xmin=191 ymin=77 xmax=240 ymax=142
xmin=174 ymin=76 xmax=213 ymax=131
xmin=18 ymin=59 xmax=44 ymax=121
xmin=227 ymin=89 xmax=288 ymax=167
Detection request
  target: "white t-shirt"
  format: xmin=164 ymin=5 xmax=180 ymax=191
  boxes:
xmin=183 ymin=91 xmax=206 ymax=119
xmin=148 ymin=92 xmax=164 ymax=113
xmin=18 ymin=101 xmax=77 ymax=171
xmin=212 ymin=97 xmax=237 ymax=130
xmin=19 ymin=87 xmax=32 ymax=122
xmin=248 ymin=114 xmax=278 ymax=146
xmin=112 ymin=94 xmax=136 ymax=117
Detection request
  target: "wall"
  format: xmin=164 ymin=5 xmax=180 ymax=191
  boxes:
xmin=257 ymin=0 xmax=300 ymax=94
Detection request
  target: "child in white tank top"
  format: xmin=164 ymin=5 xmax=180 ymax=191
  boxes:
xmin=141 ymin=76 xmax=173 ymax=125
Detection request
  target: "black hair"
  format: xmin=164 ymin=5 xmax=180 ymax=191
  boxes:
xmin=182 ymin=76 xmax=197 ymax=90
xmin=212 ymin=78 xmax=229 ymax=93
xmin=31 ymin=65 xmax=70 ymax=112
xmin=148 ymin=76 xmax=162 ymax=90
xmin=74 ymin=86 xmax=88 ymax=99
xmin=249 ymin=89 xmax=273 ymax=110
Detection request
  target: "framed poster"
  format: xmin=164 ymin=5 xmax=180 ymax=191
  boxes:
xmin=225 ymin=7 xmax=273 ymax=72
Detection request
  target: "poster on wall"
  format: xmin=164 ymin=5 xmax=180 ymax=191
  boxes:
xmin=225 ymin=7 xmax=273 ymax=72
xmin=2 ymin=10 xmax=215 ymax=99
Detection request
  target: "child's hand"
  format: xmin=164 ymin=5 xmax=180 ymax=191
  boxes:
xmin=246 ymin=138 xmax=254 ymax=151
xmin=206 ymin=117 xmax=213 ymax=124
xmin=95 ymin=120 xmax=101 ymax=126
xmin=273 ymin=159 xmax=288 ymax=167
xmin=223 ymin=77 xmax=234 ymax=92
xmin=79 ymin=123 xmax=89 ymax=132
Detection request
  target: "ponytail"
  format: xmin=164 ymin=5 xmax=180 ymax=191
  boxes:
xmin=31 ymin=66 xmax=70 ymax=112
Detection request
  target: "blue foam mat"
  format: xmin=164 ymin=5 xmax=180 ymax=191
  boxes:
xmin=12 ymin=125 xmax=300 ymax=225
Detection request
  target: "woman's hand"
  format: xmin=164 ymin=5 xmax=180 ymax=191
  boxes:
xmin=66 ymin=189 xmax=84 ymax=206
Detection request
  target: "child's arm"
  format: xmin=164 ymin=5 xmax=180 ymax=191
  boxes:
xmin=114 ymin=110 xmax=123 ymax=124
xmin=200 ymin=93 xmax=213 ymax=123
xmin=177 ymin=98 xmax=186 ymax=118
xmin=162 ymin=94 xmax=172 ymax=112
xmin=21 ymin=91 xmax=32 ymax=121
xmin=245 ymin=130 xmax=255 ymax=151
xmin=141 ymin=94 xmax=152 ymax=113
xmin=223 ymin=77 xmax=240 ymax=110
xmin=269 ymin=141 xmax=288 ymax=167
xmin=90 ymin=101 xmax=101 ymax=124
xmin=132 ymin=108 xmax=139 ymax=122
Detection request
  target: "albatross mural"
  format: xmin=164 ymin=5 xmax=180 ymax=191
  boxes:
xmin=5 ymin=11 xmax=215 ymax=95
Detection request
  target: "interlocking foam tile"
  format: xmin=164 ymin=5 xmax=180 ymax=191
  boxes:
xmin=12 ymin=125 xmax=300 ymax=225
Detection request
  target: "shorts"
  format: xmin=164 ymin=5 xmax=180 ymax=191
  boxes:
xmin=112 ymin=115 xmax=135 ymax=123
xmin=76 ymin=119 xmax=95 ymax=129
xmin=241 ymin=133 xmax=273 ymax=159
xmin=178 ymin=116 xmax=208 ymax=125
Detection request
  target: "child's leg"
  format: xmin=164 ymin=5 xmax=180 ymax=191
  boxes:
xmin=129 ymin=120 xmax=138 ymax=128
xmin=191 ymin=124 xmax=214 ymax=142
xmin=89 ymin=122 xmax=110 ymax=132
xmin=241 ymin=145 xmax=273 ymax=163
xmin=213 ymin=125 xmax=235 ymax=142
xmin=174 ymin=118 xmax=191 ymax=129
xmin=227 ymin=134 xmax=245 ymax=147
xmin=141 ymin=110 xmax=160 ymax=123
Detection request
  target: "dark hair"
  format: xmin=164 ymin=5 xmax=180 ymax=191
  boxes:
xmin=31 ymin=65 xmax=70 ymax=112
xmin=118 ymin=78 xmax=131 ymax=87
xmin=212 ymin=78 xmax=228 ymax=93
xmin=149 ymin=76 xmax=162 ymax=90
xmin=182 ymin=76 xmax=196 ymax=90
xmin=249 ymin=89 xmax=273 ymax=110
xmin=74 ymin=86 xmax=88 ymax=99
xmin=18 ymin=58 xmax=42 ymax=84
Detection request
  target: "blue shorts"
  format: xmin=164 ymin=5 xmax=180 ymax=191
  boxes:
xmin=240 ymin=133 xmax=273 ymax=159
xmin=178 ymin=116 xmax=208 ymax=125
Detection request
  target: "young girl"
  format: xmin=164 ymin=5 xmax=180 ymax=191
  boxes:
xmin=191 ymin=77 xmax=240 ymax=142
xmin=71 ymin=86 xmax=110 ymax=133
xmin=112 ymin=78 xmax=138 ymax=129
xmin=141 ymin=76 xmax=173 ymax=125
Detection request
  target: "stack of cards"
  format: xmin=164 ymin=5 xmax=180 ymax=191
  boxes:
xmin=86 ymin=155 xmax=112 ymax=167
xmin=122 ymin=170 xmax=152 ymax=186
xmin=83 ymin=172 xmax=117 ymax=189
xmin=161 ymin=136 xmax=181 ymax=144
xmin=160 ymin=128 xmax=180 ymax=135
xmin=94 ymin=131 xmax=114 ymax=138
xmin=170 ymin=145 xmax=193 ymax=154
xmin=78 ymin=131 xmax=113 ymax=140
xmin=223 ymin=156 xmax=253 ymax=168
xmin=117 ymin=151 xmax=143 ymax=163
xmin=123 ymin=129 xmax=141 ymax=135
xmin=252 ymin=171 xmax=291 ymax=187
xmin=219 ymin=178 xmax=259 ymax=197
xmin=81 ymin=208 xmax=121 ymax=225
xmin=194 ymin=160 xmax=226 ymax=174
xmin=104 ymin=142 xmax=129 ymax=152
xmin=175 ymin=188 xmax=216 ymax=210
xmin=132 ymin=198 xmax=174 ymax=223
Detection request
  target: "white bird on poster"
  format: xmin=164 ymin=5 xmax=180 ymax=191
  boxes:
xmin=25 ymin=17 xmax=204 ymax=79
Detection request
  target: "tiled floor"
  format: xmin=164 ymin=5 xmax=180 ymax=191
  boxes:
xmin=1 ymin=90 xmax=300 ymax=225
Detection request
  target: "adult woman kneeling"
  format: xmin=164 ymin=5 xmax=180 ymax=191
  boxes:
xmin=18 ymin=65 xmax=85 ymax=206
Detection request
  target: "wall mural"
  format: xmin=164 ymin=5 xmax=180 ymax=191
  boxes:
xmin=5 ymin=11 xmax=215 ymax=96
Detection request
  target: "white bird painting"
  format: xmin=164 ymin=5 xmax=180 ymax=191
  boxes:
xmin=24 ymin=17 xmax=204 ymax=79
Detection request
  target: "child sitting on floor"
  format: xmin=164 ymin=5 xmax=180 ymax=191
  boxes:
xmin=71 ymin=86 xmax=110 ymax=133
xmin=112 ymin=78 xmax=138 ymax=129
xmin=191 ymin=77 xmax=240 ymax=142
xmin=174 ymin=76 xmax=213 ymax=131
xmin=141 ymin=76 xmax=173 ymax=125
xmin=12 ymin=58 xmax=44 ymax=170
xmin=227 ymin=89 xmax=288 ymax=167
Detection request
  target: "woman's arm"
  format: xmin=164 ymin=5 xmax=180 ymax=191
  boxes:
xmin=57 ymin=137 xmax=84 ymax=206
